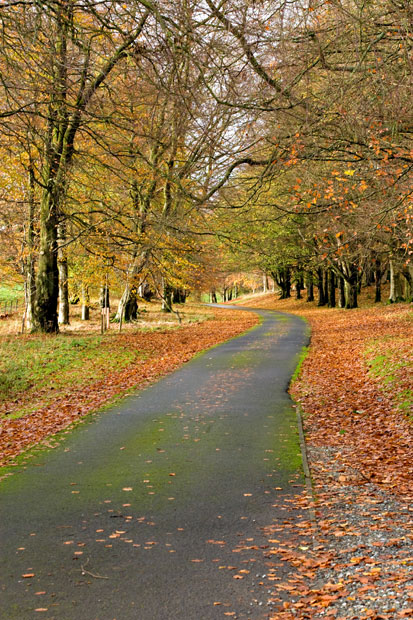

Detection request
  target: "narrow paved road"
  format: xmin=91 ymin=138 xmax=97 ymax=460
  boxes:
xmin=0 ymin=308 xmax=308 ymax=620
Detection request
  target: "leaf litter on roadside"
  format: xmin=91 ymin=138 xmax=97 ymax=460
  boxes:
xmin=243 ymin=293 xmax=412 ymax=619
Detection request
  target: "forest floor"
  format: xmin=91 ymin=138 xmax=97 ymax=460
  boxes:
xmin=0 ymin=302 xmax=258 ymax=470
xmin=241 ymin=291 xmax=413 ymax=619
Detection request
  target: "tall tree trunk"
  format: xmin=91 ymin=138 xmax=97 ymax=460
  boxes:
xmin=162 ymin=280 xmax=173 ymax=312
xmin=124 ymin=288 xmax=138 ymax=321
xmin=263 ymin=273 xmax=268 ymax=293
xmin=374 ymin=258 xmax=382 ymax=303
xmin=272 ymin=267 xmax=291 ymax=299
xmin=338 ymin=276 xmax=346 ymax=308
xmin=33 ymin=4 xmax=69 ymax=333
xmin=389 ymin=259 xmax=404 ymax=302
xmin=296 ymin=276 xmax=302 ymax=299
xmin=81 ymin=285 xmax=90 ymax=321
xmin=328 ymin=268 xmax=336 ymax=308
xmin=100 ymin=284 xmax=110 ymax=309
xmin=172 ymin=288 xmax=186 ymax=304
xmin=25 ymin=164 xmax=36 ymax=330
xmin=402 ymin=266 xmax=413 ymax=301
xmin=33 ymin=191 xmax=59 ymax=333
xmin=58 ymin=222 xmax=69 ymax=325
xmin=284 ymin=268 xmax=291 ymax=298
xmin=116 ymin=281 xmax=138 ymax=322
xmin=317 ymin=268 xmax=326 ymax=306
xmin=344 ymin=263 xmax=358 ymax=309
xmin=306 ymin=272 xmax=314 ymax=302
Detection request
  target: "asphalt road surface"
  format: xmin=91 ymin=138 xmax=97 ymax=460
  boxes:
xmin=0 ymin=307 xmax=308 ymax=620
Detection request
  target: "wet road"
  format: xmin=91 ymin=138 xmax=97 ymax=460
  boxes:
xmin=0 ymin=307 xmax=308 ymax=619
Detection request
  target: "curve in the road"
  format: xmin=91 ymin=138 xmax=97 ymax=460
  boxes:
xmin=0 ymin=307 xmax=309 ymax=620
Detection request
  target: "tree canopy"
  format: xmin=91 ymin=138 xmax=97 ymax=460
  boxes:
xmin=0 ymin=0 xmax=411 ymax=330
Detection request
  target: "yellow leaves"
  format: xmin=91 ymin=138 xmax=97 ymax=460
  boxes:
xmin=344 ymin=169 xmax=355 ymax=176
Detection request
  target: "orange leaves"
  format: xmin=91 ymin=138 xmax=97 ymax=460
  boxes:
xmin=245 ymin=293 xmax=413 ymax=618
xmin=287 ymin=299 xmax=413 ymax=500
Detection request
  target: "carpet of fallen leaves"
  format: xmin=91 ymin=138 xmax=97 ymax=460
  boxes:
xmin=0 ymin=307 xmax=258 ymax=469
xmin=243 ymin=292 xmax=413 ymax=619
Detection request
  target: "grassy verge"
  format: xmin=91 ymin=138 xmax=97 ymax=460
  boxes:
xmin=0 ymin=302 xmax=214 ymax=420
xmin=0 ymin=334 xmax=148 ymax=419
xmin=365 ymin=312 xmax=413 ymax=420
xmin=0 ymin=284 xmax=23 ymax=303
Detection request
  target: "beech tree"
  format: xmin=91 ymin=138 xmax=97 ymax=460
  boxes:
xmin=0 ymin=1 xmax=153 ymax=331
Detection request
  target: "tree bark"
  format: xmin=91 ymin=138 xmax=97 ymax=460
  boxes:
xmin=317 ymin=268 xmax=326 ymax=306
xmin=306 ymin=272 xmax=314 ymax=302
xmin=81 ymin=285 xmax=90 ymax=321
xmin=100 ymin=284 xmax=110 ymax=309
xmin=24 ymin=164 xmax=36 ymax=330
xmin=389 ymin=259 xmax=403 ymax=303
xmin=172 ymin=288 xmax=186 ymax=304
xmin=162 ymin=280 xmax=173 ymax=312
xmin=338 ymin=276 xmax=346 ymax=308
xmin=296 ymin=276 xmax=302 ymax=299
xmin=272 ymin=267 xmax=291 ymax=299
xmin=374 ymin=258 xmax=382 ymax=303
xmin=327 ymin=268 xmax=336 ymax=308
xmin=124 ymin=289 xmax=138 ymax=321
xmin=402 ymin=266 xmax=413 ymax=301
xmin=33 ymin=191 xmax=59 ymax=333
xmin=344 ymin=263 xmax=358 ymax=309
xmin=58 ymin=223 xmax=69 ymax=325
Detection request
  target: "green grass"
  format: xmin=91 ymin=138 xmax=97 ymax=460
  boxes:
xmin=290 ymin=344 xmax=310 ymax=385
xmin=366 ymin=343 xmax=412 ymax=420
xmin=0 ymin=284 xmax=23 ymax=303
xmin=0 ymin=333 xmax=146 ymax=416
